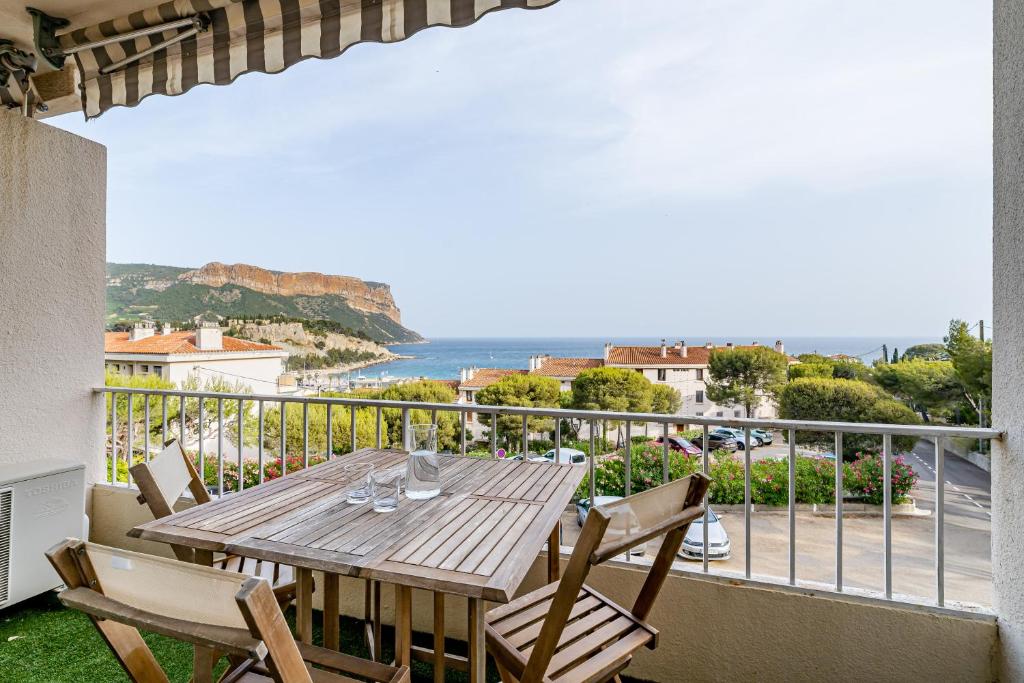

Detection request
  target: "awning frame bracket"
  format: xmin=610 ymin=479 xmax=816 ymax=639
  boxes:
xmin=27 ymin=7 xmax=69 ymax=70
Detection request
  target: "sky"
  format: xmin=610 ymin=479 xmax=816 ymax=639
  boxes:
xmin=52 ymin=0 xmax=993 ymax=339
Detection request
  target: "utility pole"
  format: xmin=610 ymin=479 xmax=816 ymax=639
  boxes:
xmin=980 ymin=319 xmax=986 ymax=342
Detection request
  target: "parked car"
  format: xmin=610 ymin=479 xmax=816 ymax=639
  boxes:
xmin=530 ymin=448 xmax=587 ymax=465
xmin=575 ymin=496 xmax=646 ymax=556
xmin=713 ymin=427 xmax=758 ymax=449
xmin=691 ymin=432 xmax=739 ymax=451
xmin=679 ymin=508 xmax=731 ymax=561
xmin=651 ymin=435 xmax=701 ymax=455
xmin=751 ymin=429 xmax=774 ymax=445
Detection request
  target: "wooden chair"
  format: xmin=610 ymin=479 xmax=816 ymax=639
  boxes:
xmin=485 ymin=473 xmax=711 ymax=683
xmin=45 ymin=539 xmax=410 ymax=683
xmin=129 ymin=440 xmax=298 ymax=605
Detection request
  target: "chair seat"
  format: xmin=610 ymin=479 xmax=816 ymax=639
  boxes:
xmin=486 ymin=582 xmax=657 ymax=683
xmin=215 ymin=555 xmax=297 ymax=603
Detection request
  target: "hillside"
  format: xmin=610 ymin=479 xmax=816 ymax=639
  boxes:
xmin=106 ymin=262 xmax=422 ymax=343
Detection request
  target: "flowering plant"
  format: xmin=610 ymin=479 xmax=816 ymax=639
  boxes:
xmin=843 ymin=452 xmax=918 ymax=505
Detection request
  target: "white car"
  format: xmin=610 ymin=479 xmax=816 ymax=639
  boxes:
xmin=530 ymin=448 xmax=587 ymax=465
xmin=679 ymin=508 xmax=731 ymax=561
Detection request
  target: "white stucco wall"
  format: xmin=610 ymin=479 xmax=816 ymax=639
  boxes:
xmin=993 ymin=1 xmax=1023 ymax=678
xmin=0 ymin=112 xmax=106 ymax=483
xmin=164 ymin=354 xmax=286 ymax=392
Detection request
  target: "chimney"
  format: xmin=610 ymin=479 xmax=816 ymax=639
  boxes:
xmin=161 ymin=323 xmax=173 ymax=336
xmin=528 ymin=356 xmax=536 ymax=372
xmin=460 ymin=368 xmax=467 ymax=383
xmin=660 ymin=339 xmax=667 ymax=358
xmin=535 ymin=355 xmax=546 ymax=372
xmin=775 ymin=339 xmax=785 ymax=355
xmin=129 ymin=321 xmax=155 ymax=342
xmin=679 ymin=340 xmax=687 ymax=358
xmin=603 ymin=343 xmax=612 ymax=361
xmin=705 ymin=342 xmax=713 ymax=349
xmin=195 ymin=322 xmax=223 ymax=351
xmin=752 ymin=341 xmax=760 ymax=347
xmin=726 ymin=342 xmax=734 ymax=349
xmin=467 ymin=367 xmax=476 ymax=381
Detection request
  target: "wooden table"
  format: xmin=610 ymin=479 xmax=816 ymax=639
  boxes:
xmin=131 ymin=448 xmax=585 ymax=682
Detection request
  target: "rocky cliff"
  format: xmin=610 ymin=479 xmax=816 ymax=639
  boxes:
xmin=179 ymin=262 xmax=402 ymax=324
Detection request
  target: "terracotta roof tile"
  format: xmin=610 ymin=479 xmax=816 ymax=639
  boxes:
xmin=458 ymin=368 xmax=527 ymax=390
xmin=606 ymin=344 xmax=771 ymax=366
xmin=104 ymin=331 xmax=283 ymax=355
xmin=529 ymin=357 xmax=604 ymax=378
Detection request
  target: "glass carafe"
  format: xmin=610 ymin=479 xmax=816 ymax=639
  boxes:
xmin=405 ymin=423 xmax=440 ymax=499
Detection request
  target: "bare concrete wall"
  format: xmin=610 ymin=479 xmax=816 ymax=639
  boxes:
xmin=92 ymin=484 xmax=997 ymax=681
xmin=994 ymin=1 xmax=1024 ymax=679
xmin=0 ymin=112 xmax=106 ymax=485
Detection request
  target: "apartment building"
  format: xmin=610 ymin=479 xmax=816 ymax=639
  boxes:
xmin=104 ymin=321 xmax=289 ymax=393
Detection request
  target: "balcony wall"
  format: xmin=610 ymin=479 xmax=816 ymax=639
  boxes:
xmin=91 ymin=484 xmax=997 ymax=681
xmin=0 ymin=113 xmax=106 ymax=485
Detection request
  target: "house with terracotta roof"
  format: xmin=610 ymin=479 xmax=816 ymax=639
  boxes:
xmin=603 ymin=339 xmax=786 ymax=421
xmin=527 ymin=355 xmax=605 ymax=390
xmin=105 ymin=321 xmax=289 ymax=393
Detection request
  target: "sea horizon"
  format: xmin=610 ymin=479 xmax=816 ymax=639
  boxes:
xmin=349 ymin=335 xmax=941 ymax=381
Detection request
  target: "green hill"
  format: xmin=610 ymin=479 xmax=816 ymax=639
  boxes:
xmin=106 ymin=262 xmax=422 ymax=343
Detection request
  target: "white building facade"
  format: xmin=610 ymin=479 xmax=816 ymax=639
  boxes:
xmin=105 ymin=322 xmax=289 ymax=393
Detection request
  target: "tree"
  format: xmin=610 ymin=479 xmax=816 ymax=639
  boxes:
xmin=570 ymin=368 xmax=654 ymax=447
xmin=891 ymin=347 xmax=900 ymax=364
xmin=476 ymin=375 xmax=562 ymax=452
xmin=705 ymin=346 xmax=788 ymax=418
xmin=945 ymin=319 xmax=992 ymax=423
xmin=881 ymin=344 xmax=889 ymax=364
xmin=778 ymin=377 xmax=921 ymax=455
xmin=873 ymin=359 xmax=961 ymax=422
xmin=651 ymin=384 xmax=682 ymax=415
xmin=789 ymin=362 xmax=834 ymax=380
xmin=903 ymin=343 xmax=950 ymax=362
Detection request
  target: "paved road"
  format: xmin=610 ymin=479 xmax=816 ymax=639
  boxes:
xmin=907 ymin=440 xmax=991 ymax=520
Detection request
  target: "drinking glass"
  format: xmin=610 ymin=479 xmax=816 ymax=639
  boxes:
xmin=344 ymin=463 xmax=374 ymax=504
xmin=371 ymin=468 xmax=405 ymax=513
xmin=406 ymin=423 xmax=440 ymax=500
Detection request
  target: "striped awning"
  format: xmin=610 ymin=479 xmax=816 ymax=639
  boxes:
xmin=57 ymin=0 xmax=559 ymax=119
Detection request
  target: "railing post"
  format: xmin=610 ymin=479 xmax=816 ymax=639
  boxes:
xmin=258 ymin=401 xmax=265 ymax=485
xmin=126 ymin=394 xmax=134 ymax=487
xmin=589 ymin=420 xmax=597 ymax=507
xmin=883 ymin=432 xmax=893 ymax=599
xmin=198 ymin=398 xmax=205 ymax=486
xmin=490 ymin=411 xmax=498 ymax=458
xmin=460 ymin=410 xmax=467 ymax=456
xmin=237 ymin=398 xmax=244 ymax=492
xmin=744 ymin=426 xmax=751 ymax=579
xmin=788 ymin=428 xmax=796 ymax=585
xmin=835 ymin=431 xmax=843 ymax=592
xmin=376 ymin=406 xmax=383 ymax=448
xmin=662 ymin=422 xmax=669 ymax=485
xmin=402 ymin=408 xmax=410 ymax=450
xmin=302 ymin=402 xmax=309 ymax=469
xmin=624 ymin=421 xmax=632 ymax=497
xmin=178 ymin=395 xmax=185 ymax=445
xmin=279 ymin=400 xmax=286 ymax=477
xmin=935 ymin=436 xmax=945 ymax=606
xmin=522 ymin=414 xmax=529 ymax=458
xmin=702 ymin=423 xmax=710 ymax=574
xmin=144 ymin=395 xmax=150 ymax=463
xmin=110 ymin=392 xmax=117 ymax=484
xmin=216 ymin=398 xmax=224 ymax=497
xmin=351 ymin=405 xmax=358 ymax=454
xmin=326 ymin=403 xmax=333 ymax=459
xmin=161 ymin=394 xmax=168 ymax=445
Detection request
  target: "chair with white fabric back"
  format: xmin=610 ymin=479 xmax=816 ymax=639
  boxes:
xmin=45 ymin=539 xmax=409 ymax=683
xmin=129 ymin=439 xmax=297 ymax=606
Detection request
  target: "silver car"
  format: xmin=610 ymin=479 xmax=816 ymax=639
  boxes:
xmin=575 ymin=495 xmax=645 ymax=556
xmin=679 ymin=508 xmax=731 ymax=561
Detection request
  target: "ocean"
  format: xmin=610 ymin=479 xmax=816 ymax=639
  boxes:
xmin=351 ymin=336 xmax=938 ymax=381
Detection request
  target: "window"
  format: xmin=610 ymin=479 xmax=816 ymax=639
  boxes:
xmin=696 ymin=369 xmax=704 ymax=380
xmin=465 ymin=391 xmax=474 ymax=402
xmin=141 ymin=364 xmax=149 ymax=373
xmin=153 ymin=366 xmax=162 ymax=377
xmin=636 ymin=368 xmax=644 ymax=374
xmin=696 ymin=390 xmax=704 ymax=403
xmin=657 ymin=369 xmax=666 ymax=381
xmin=467 ymin=412 xmax=474 ymax=423
xmin=696 ymin=411 xmax=704 ymax=417
xmin=735 ymin=410 xmax=742 ymax=417
xmin=716 ymin=411 xmax=724 ymax=417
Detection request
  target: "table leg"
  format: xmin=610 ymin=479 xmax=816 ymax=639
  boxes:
xmin=192 ymin=645 xmax=214 ymax=683
xmin=324 ymin=573 xmax=340 ymax=650
xmin=194 ymin=548 xmax=213 ymax=567
xmin=548 ymin=521 xmax=561 ymax=583
xmin=296 ymin=568 xmax=314 ymax=645
xmin=433 ymin=592 xmax=445 ymax=683
xmin=395 ymin=585 xmax=412 ymax=668
xmin=468 ymin=597 xmax=485 ymax=683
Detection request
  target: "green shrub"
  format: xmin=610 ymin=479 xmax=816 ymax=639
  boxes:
xmin=843 ymin=452 xmax=918 ymax=504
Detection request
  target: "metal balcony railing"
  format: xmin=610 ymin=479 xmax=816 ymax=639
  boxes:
xmin=96 ymin=386 xmax=1001 ymax=611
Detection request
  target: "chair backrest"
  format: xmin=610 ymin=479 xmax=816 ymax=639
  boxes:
xmin=46 ymin=539 xmax=313 ymax=683
xmin=130 ymin=440 xmax=211 ymax=562
xmin=520 ymin=473 xmax=711 ymax=682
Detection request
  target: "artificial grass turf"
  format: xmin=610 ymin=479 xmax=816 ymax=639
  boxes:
xmin=0 ymin=591 xmax=501 ymax=682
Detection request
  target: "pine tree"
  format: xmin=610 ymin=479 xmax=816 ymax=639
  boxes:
xmin=892 ymin=347 xmax=900 ymax=364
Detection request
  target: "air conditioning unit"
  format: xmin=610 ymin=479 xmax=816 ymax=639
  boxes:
xmin=0 ymin=460 xmax=86 ymax=609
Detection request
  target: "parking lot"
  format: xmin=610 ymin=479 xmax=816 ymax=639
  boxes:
xmin=560 ymin=440 xmax=993 ymax=608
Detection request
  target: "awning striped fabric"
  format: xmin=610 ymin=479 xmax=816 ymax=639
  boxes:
xmin=61 ymin=0 xmax=559 ymax=119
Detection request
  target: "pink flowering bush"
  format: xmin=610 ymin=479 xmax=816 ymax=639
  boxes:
xmin=843 ymin=452 xmax=918 ymax=505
